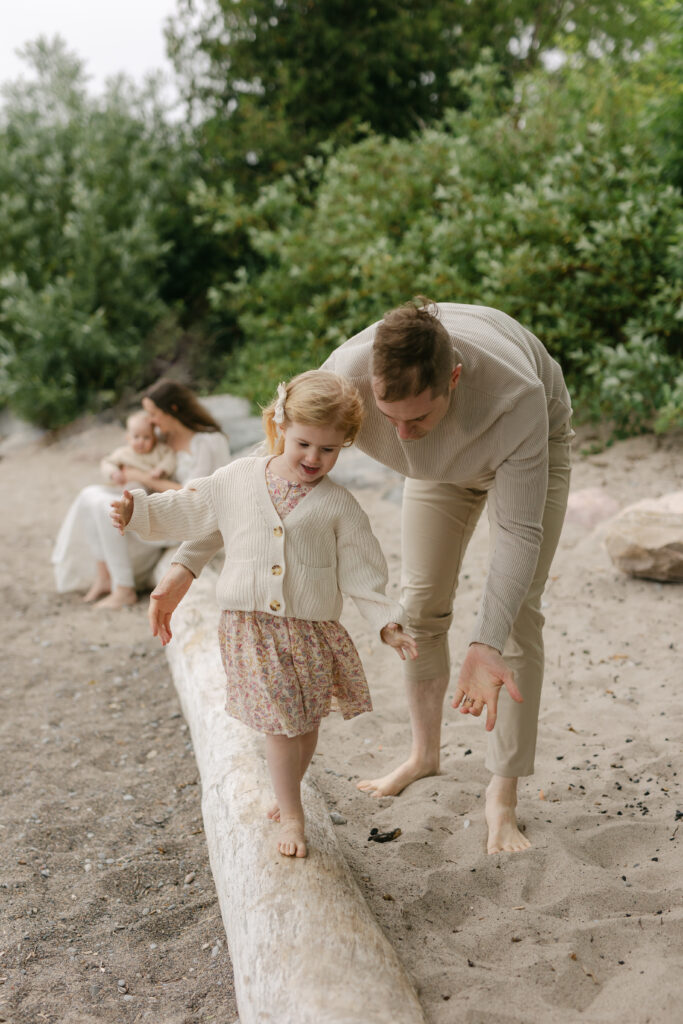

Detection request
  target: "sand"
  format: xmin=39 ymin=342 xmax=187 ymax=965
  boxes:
xmin=1 ymin=416 xmax=681 ymax=1024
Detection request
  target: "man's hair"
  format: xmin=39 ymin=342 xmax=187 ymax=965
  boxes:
xmin=371 ymin=297 xmax=454 ymax=402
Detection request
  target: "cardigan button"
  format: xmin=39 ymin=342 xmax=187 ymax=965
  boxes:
xmin=269 ymin=599 xmax=281 ymax=612
xmin=271 ymin=565 xmax=282 ymax=576
xmin=273 ymin=526 xmax=283 ymax=537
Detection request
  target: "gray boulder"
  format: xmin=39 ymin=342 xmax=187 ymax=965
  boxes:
xmin=605 ymin=491 xmax=683 ymax=582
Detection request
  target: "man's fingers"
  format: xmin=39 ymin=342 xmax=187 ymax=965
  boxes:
xmin=485 ymin=689 xmax=500 ymax=731
xmin=503 ymin=674 xmax=524 ymax=703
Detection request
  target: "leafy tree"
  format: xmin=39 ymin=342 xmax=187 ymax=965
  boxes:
xmin=196 ymin=55 xmax=683 ymax=434
xmin=167 ymin=0 xmax=664 ymax=191
xmin=0 ymin=39 xmax=189 ymax=426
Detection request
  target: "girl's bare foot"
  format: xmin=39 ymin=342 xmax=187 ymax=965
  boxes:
xmin=277 ymin=813 xmax=307 ymax=858
xmin=357 ymin=755 xmax=439 ymax=797
xmin=486 ymin=776 xmax=531 ymax=854
xmin=96 ymin=586 xmax=137 ymax=609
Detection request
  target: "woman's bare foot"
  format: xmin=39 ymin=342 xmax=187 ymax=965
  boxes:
xmin=357 ymin=756 xmax=439 ymax=798
xmin=277 ymin=813 xmax=307 ymax=857
xmin=83 ymin=564 xmax=111 ymax=603
xmin=96 ymin=586 xmax=137 ymax=609
xmin=267 ymin=803 xmax=280 ymax=822
xmin=486 ymin=776 xmax=531 ymax=854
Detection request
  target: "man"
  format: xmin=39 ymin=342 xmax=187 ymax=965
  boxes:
xmin=150 ymin=299 xmax=572 ymax=854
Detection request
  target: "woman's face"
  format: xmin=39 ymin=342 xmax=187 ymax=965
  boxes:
xmin=142 ymin=397 xmax=178 ymax=434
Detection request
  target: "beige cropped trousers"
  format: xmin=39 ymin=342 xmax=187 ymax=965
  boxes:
xmin=400 ymin=434 xmax=572 ymax=778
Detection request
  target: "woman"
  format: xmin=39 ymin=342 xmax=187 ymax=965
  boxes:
xmin=52 ymin=380 xmax=231 ymax=609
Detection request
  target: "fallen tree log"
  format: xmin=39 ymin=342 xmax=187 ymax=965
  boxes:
xmin=156 ymin=558 xmax=426 ymax=1024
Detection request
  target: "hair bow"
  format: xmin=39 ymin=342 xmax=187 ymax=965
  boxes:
xmin=273 ymin=382 xmax=287 ymax=425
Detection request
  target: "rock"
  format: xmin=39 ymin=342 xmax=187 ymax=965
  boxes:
xmin=565 ymin=487 xmax=620 ymax=528
xmin=605 ymin=492 xmax=683 ymax=582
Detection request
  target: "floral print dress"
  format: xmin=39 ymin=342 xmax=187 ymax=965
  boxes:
xmin=217 ymin=464 xmax=373 ymax=736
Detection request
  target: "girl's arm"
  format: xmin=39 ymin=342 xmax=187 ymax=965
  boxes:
xmin=112 ymin=475 xmax=222 ymax=543
xmin=336 ymin=502 xmax=416 ymax=659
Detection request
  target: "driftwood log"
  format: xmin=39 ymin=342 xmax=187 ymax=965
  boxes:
xmin=155 ymin=557 xmax=426 ymax=1024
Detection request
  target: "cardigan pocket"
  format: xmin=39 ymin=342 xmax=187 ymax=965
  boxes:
xmin=295 ymin=564 xmax=339 ymax=619
xmin=221 ymin=558 xmax=256 ymax=608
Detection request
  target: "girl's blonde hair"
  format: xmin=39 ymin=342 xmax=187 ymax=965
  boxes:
xmin=262 ymin=370 xmax=364 ymax=455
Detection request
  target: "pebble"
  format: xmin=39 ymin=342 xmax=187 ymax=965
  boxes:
xmin=184 ymin=871 xmax=196 ymax=885
xmin=463 ymin=819 xmax=471 ymax=829
xmin=329 ymin=812 xmax=347 ymax=825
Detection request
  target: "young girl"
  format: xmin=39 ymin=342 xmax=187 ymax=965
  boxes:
xmin=111 ymin=371 xmax=417 ymax=858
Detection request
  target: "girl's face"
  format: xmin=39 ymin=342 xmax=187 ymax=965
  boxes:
xmin=142 ymin=397 xmax=178 ymax=435
xmin=279 ymin=420 xmax=347 ymax=485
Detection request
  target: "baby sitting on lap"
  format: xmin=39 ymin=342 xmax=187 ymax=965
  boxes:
xmin=101 ymin=411 xmax=176 ymax=491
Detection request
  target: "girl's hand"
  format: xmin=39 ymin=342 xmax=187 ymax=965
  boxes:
xmin=380 ymin=622 xmax=418 ymax=661
xmin=148 ymin=563 xmax=195 ymax=645
xmin=110 ymin=490 xmax=134 ymax=535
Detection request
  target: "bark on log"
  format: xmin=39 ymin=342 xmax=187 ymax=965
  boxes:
xmin=157 ymin=559 xmax=426 ymax=1024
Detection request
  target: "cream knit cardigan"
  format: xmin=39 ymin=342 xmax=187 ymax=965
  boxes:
xmin=127 ymin=455 xmax=404 ymax=633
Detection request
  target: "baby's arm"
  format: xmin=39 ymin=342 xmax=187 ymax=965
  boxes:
xmin=100 ymin=457 xmax=123 ymax=483
xmin=150 ymin=447 xmax=176 ymax=479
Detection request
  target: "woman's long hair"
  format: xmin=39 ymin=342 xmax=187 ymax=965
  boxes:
xmin=144 ymin=379 xmax=222 ymax=433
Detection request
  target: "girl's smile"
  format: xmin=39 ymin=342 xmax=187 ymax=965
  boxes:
xmin=270 ymin=420 xmax=347 ymax=485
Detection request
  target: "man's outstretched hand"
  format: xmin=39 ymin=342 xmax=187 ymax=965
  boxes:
xmin=452 ymin=642 xmax=523 ymax=731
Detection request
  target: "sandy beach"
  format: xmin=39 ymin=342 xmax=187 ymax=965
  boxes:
xmin=1 ymin=415 xmax=682 ymax=1023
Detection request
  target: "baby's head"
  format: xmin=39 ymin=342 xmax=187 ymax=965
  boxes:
xmin=126 ymin=411 xmax=156 ymax=455
xmin=262 ymin=371 xmax=364 ymax=456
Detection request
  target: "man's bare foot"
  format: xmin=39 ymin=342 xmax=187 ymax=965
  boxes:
xmin=486 ymin=776 xmax=531 ymax=854
xmin=96 ymin=586 xmax=137 ymax=609
xmin=357 ymin=756 xmax=439 ymax=798
xmin=267 ymin=803 xmax=280 ymax=822
xmin=277 ymin=813 xmax=307 ymax=857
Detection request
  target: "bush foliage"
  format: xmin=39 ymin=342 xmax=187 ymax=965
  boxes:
xmin=0 ymin=10 xmax=681 ymax=436
xmin=199 ymin=58 xmax=682 ymax=434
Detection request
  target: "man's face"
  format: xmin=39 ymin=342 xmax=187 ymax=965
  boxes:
xmin=371 ymin=366 xmax=461 ymax=441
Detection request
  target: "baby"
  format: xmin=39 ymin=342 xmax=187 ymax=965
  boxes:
xmin=101 ymin=411 xmax=176 ymax=491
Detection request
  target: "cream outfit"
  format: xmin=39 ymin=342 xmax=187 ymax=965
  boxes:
xmin=218 ymin=466 xmax=373 ymax=737
xmin=100 ymin=442 xmax=176 ymax=484
xmin=320 ymin=302 xmax=573 ymax=777
xmin=127 ymin=455 xmax=404 ymax=634
xmin=52 ymin=431 xmax=230 ymax=593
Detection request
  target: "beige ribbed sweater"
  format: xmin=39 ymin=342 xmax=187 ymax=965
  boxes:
xmin=127 ymin=456 xmax=404 ymax=633
xmin=322 ymin=303 xmax=573 ymax=652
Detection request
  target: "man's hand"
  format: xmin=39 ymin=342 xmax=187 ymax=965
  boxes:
xmin=380 ymin=622 xmax=418 ymax=661
xmin=148 ymin=562 xmax=195 ymax=646
xmin=452 ymin=642 xmax=523 ymax=731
